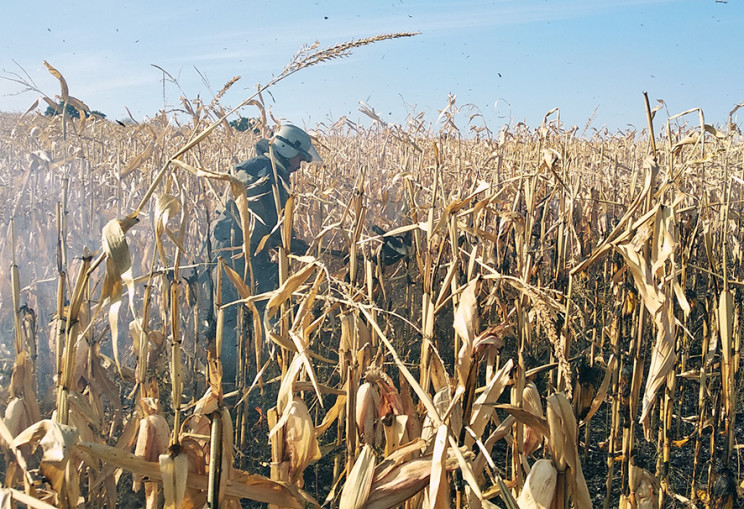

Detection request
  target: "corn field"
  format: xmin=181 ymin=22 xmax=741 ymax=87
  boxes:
xmin=2 ymin=50 xmax=744 ymax=508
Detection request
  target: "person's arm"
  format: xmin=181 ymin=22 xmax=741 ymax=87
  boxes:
xmin=288 ymin=234 xmax=310 ymax=255
xmin=211 ymin=200 xmax=240 ymax=255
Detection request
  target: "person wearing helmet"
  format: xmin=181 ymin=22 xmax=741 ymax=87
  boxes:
xmin=209 ymin=124 xmax=322 ymax=387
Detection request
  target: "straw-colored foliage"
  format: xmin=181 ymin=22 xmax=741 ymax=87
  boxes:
xmin=1 ymin=55 xmax=744 ymax=509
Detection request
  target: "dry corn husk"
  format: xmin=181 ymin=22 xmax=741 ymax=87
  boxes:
xmin=627 ymin=462 xmax=659 ymax=509
xmin=364 ymin=368 xmax=408 ymax=453
xmin=398 ymin=375 xmax=422 ymax=441
xmin=545 ymin=393 xmax=591 ymax=509
xmin=511 ymin=381 xmax=545 ymax=456
xmin=340 ymin=312 xmax=372 ymax=375
xmin=339 ymin=444 xmax=376 ymax=509
xmin=454 ymin=276 xmax=481 ymax=386
xmin=516 ymin=459 xmax=557 ymax=509
xmin=382 ymin=415 xmax=409 ymax=456
xmin=358 ymin=305 xmax=484 ymax=502
xmin=4 ymin=398 xmax=31 ymax=438
xmin=369 ymin=369 xmax=405 ymax=418
xmin=356 ymin=382 xmax=380 ymax=446
xmin=12 ymin=419 xmax=81 ymax=506
xmin=12 ymin=419 xmax=78 ymax=464
xmin=365 ymin=452 xmax=462 ymax=509
xmin=473 ymin=324 xmax=508 ymax=383
xmin=193 ymin=387 xmax=220 ymax=416
xmin=8 ymin=351 xmax=41 ymax=425
xmin=423 ymin=387 xmax=462 ymax=444
xmin=269 ymin=396 xmax=321 ymax=488
xmin=159 ymin=450 xmax=188 ymax=509
xmin=133 ymin=413 xmax=170 ymax=492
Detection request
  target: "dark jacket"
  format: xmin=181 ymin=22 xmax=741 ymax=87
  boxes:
xmin=211 ymin=141 xmax=308 ymax=290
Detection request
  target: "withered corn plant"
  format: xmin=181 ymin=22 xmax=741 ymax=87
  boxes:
xmin=1 ymin=50 xmax=744 ymax=509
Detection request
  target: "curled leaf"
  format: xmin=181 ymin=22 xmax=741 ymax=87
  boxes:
xmin=340 ymin=444 xmax=376 ymax=509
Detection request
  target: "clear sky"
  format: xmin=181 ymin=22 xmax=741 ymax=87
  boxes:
xmin=1 ymin=0 xmax=741 ymax=134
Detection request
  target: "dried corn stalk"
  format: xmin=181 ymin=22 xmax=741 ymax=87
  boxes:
xmin=616 ymin=203 xmax=685 ymax=438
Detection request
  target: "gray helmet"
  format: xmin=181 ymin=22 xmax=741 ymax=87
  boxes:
xmin=271 ymin=124 xmax=322 ymax=164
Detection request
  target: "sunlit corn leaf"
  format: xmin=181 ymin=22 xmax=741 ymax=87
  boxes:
xmin=339 ymin=444 xmax=376 ymax=509
xmin=468 ymin=358 xmax=513 ymax=444
xmin=121 ymin=140 xmax=156 ymax=178
xmin=428 ymin=347 xmax=451 ymax=394
xmin=65 ymin=95 xmax=91 ymax=119
xmin=78 ymin=440 xmax=318 ymax=507
xmin=277 ymin=354 xmax=305 ymax=415
xmin=43 ymin=61 xmax=69 ymax=102
xmin=154 ymin=194 xmax=182 ymax=265
xmin=315 ymin=391 xmax=347 ymax=437
xmin=265 ymin=261 xmax=317 ymax=323
xmin=100 ymin=215 xmax=139 ymax=378
xmin=293 ymin=268 xmax=325 ymax=344
xmin=0 ymin=487 xmax=58 ymax=508
xmin=428 ymin=424 xmax=449 ymax=509
xmin=264 ymin=261 xmax=317 ymax=351
xmin=494 ymin=404 xmax=549 ymax=441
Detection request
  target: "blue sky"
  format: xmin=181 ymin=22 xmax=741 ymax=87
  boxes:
xmin=1 ymin=0 xmax=741 ymax=133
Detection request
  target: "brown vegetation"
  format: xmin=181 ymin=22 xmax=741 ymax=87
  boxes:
xmin=1 ymin=54 xmax=744 ymax=508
